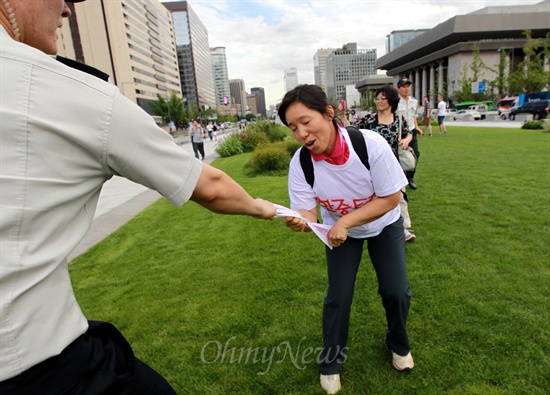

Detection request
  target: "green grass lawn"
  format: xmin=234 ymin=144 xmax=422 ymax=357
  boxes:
xmin=70 ymin=126 xmax=549 ymax=394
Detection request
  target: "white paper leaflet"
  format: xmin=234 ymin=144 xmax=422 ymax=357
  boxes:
xmin=274 ymin=204 xmax=333 ymax=249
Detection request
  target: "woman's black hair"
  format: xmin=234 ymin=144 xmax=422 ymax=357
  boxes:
xmin=277 ymin=84 xmax=339 ymax=127
xmin=375 ymin=85 xmax=400 ymax=113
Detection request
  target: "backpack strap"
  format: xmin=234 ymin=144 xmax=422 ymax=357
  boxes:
xmin=299 ymin=126 xmax=370 ymax=188
xmin=299 ymin=146 xmax=315 ymax=188
xmin=345 ymin=126 xmax=370 ymax=171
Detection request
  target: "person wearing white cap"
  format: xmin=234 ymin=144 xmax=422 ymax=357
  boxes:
xmin=0 ymin=1 xmax=276 ymax=393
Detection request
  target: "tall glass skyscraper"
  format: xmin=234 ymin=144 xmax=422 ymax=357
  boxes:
xmin=211 ymin=47 xmax=231 ymax=107
xmin=163 ymin=1 xmax=216 ymax=110
xmin=251 ymin=87 xmax=266 ymax=118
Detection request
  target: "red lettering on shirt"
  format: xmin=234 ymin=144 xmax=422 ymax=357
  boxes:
xmin=317 ymin=195 xmax=376 ymax=216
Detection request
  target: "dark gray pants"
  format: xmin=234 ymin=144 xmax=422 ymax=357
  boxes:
xmin=0 ymin=321 xmax=177 ymax=395
xmin=319 ymin=217 xmax=412 ymax=374
xmin=192 ymin=142 xmax=205 ymax=159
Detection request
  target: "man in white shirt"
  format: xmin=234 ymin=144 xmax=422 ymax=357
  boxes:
xmin=436 ymin=95 xmax=449 ymax=134
xmin=396 ymin=78 xmax=422 ymax=190
xmin=0 ymin=1 xmax=276 ymax=393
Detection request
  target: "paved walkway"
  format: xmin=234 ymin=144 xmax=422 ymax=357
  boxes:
xmin=68 ymin=128 xmax=234 ymax=261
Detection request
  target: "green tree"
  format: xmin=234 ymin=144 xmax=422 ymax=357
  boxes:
xmin=509 ymin=30 xmax=550 ymax=94
xmin=455 ymin=44 xmax=496 ymax=103
xmin=495 ymin=49 xmax=508 ymax=97
xmin=187 ymin=104 xmax=200 ymax=122
xmin=150 ymin=92 xmax=186 ymax=125
xmin=455 ymin=64 xmax=474 ymax=103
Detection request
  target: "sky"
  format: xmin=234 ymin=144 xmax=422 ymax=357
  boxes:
xmin=165 ymin=0 xmax=543 ymax=108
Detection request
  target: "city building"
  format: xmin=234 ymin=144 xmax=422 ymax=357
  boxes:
xmin=58 ymin=0 xmax=182 ymax=114
xmin=313 ymin=48 xmax=338 ymax=94
xmin=284 ymin=68 xmax=299 ymax=92
xmin=229 ymin=79 xmax=247 ymax=116
xmin=375 ymin=0 xmax=550 ymax=102
xmin=326 ymin=43 xmax=377 ymax=102
xmin=246 ymin=94 xmax=258 ymax=116
xmin=386 ymin=29 xmax=429 ymax=53
xmin=251 ymin=87 xmax=267 ymax=118
xmin=163 ymin=1 xmax=216 ymax=111
xmin=211 ymin=46 xmax=231 ymax=107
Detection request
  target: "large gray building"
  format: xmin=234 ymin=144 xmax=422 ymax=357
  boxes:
xmin=375 ymin=0 xmax=550 ymax=102
xmin=59 ymin=0 xmax=182 ymax=115
xmin=163 ymin=1 xmax=216 ymax=111
xmin=326 ymin=43 xmax=377 ymax=102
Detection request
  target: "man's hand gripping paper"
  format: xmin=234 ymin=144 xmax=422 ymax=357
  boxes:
xmin=274 ymin=204 xmax=334 ymax=249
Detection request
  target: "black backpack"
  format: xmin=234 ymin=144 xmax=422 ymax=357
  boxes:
xmin=299 ymin=126 xmax=370 ymax=188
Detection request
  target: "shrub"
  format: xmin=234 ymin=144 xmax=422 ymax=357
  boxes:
xmin=283 ymin=139 xmax=302 ymax=157
xmin=239 ymin=130 xmax=269 ymax=152
xmin=244 ymin=144 xmax=291 ymax=176
xmin=263 ymin=123 xmax=288 ymax=143
xmin=521 ymin=120 xmax=544 ymax=130
xmin=215 ymin=133 xmax=243 ymax=157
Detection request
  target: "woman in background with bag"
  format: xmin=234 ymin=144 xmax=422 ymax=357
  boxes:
xmin=364 ymin=86 xmax=417 ymax=241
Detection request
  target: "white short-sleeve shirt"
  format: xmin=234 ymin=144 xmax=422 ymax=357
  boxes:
xmin=0 ymin=27 xmax=203 ymax=380
xmin=288 ymin=127 xmax=408 ymax=239
xmin=397 ymin=96 xmax=419 ymax=130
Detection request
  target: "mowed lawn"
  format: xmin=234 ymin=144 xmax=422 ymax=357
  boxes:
xmin=69 ymin=126 xmax=549 ymax=394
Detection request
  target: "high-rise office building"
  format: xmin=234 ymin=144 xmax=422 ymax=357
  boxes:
xmin=386 ymin=29 xmax=429 ymax=53
xmin=210 ymin=47 xmax=231 ymax=108
xmin=313 ymin=48 xmax=337 ymax=94
xmin=229 ymin=79 xmax=247 ymax=116
xmin=58 ymin=0 xmax=182 ymax=114
xmin=163 ymin=1 xmax=216 ymax=111
xmin=250 ymin=87 xmax=266 ymax=118
xmin=326 ymin=43 xmax=377 ymax=101
xmin=246 ymin=94 xmax=258 ymax=115
xmin=284 ymin=68 xmax=299 ymax=92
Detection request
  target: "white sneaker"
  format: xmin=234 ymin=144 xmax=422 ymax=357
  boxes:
xmin=391 ymin=351 xmax=415 ymax=371
xmin=320 ymin=373 xmax=341 ymax=394
xmin=404 ymin=229 xmax=416 ymax=242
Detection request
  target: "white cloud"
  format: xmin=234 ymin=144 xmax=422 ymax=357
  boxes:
xmin=166 ymin=0 xmax=542 ymax=107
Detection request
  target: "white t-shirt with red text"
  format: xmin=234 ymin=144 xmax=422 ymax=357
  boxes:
xmin=288 ymin=127 xmax=407 ymax=239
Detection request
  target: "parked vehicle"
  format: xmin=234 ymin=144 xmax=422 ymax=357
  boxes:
xmin=499 ymin=106 xmax=517 ymax=120
xmin=516 ymin=92 xmax=550 ymax=107
xmin=497 ymin=97 xmax=518 ymax=116
xmin=455 ymin=101 xmax=494 ymax=111
xmin=467 ymin=104 xmax=488 ymax=119
xmin=453 ymin=110 xmax=481 ymax=121
xmin=508 ymin=100 xmax=550 ymax=120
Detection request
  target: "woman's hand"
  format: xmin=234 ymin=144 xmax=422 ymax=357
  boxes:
xmin=328 ymin=220 xmax=349 ymax=247
xmin=399 ymin=133 xmax=413 ymax=150
xmin=283 ymin=216 xmax=309 ymax=232
xmin=282 ymin=208 xmax=317 ymax=233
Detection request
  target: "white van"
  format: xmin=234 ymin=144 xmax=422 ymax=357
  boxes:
xmin=467 ymin=104 xmax=488 ymax=119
